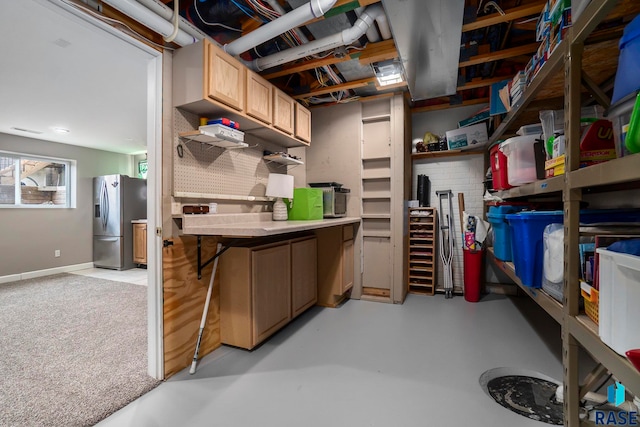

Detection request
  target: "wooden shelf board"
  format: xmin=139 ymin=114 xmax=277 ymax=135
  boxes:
xmin=362 ymin=231 xmax=391 ymax=238
xmin=568 ymin=154 xmax=640 ymax=189
xmin=361 ymin=214 xmax=391 ymax=219
xmin=492 ymin=175 xmax=564 ymax=199
xmin=487 ymin=247 xmax=563 ymax=324
xmin=569 ymin=315 xmax=640 ymax=397
xmin=412 ymin=150 xmax=484 ymax=160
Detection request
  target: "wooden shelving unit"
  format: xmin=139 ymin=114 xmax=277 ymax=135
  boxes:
xmin=407 ymin=207 xmax=437 ymax=295
xmin=484 ymin=1 xmax=640 ymax=424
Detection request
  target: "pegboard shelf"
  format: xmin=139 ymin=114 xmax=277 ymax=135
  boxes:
xmin=179 ymin=129 xmax=248 ymax=149
xmin=263 ymin=153 xmax=304 ymax=166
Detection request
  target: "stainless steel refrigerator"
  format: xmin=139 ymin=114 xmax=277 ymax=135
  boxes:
xmin=93 ymin=174 xmax=147 ymax=270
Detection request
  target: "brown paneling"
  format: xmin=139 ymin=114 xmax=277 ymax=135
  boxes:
xmin=163 ymin=235 xmax=221 ymax=378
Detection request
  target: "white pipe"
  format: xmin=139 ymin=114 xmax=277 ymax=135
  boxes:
xmin=102 ymin=0 xmax=196 ymax=46
xmin=252 ymin=3 xmax=388 ymax=72
xmin=265 ymin=0 xmax=342 ymax=86
xmin=355 ymin=7 xmax=380 ymax=43
xmin=137 ymin=0 xmax=209 ymax=42
xmin=224 ymin=0 xmax=338 ymax=56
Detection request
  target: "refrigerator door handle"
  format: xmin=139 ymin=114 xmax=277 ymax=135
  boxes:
xmin=100 ymin=180 xmax=109 ymax=230
xmin=98 ymin=237 xmax=119 ymax=242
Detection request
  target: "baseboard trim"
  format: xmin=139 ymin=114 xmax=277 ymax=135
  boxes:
xmin=0 ymin=262 xmax=95 ymax=284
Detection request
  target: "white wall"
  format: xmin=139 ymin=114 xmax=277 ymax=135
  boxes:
xmin=411 ymin=104 xmax=492 ymax=291
xmin=412 ymin=104 xmax=488 ymax=148
xmin=0 ymin=133 xmax=134 ymax=277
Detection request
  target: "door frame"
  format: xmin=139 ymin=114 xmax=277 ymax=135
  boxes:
xmin=54 ymin=0 xmax=164 ymax=379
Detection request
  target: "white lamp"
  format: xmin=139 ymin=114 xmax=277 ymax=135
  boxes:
xmin=266 ymin=173 xmax=294 ymax=221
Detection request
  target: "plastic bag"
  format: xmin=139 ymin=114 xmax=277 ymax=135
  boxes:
xmin=542 ymin=223 xmax=564 ymax=301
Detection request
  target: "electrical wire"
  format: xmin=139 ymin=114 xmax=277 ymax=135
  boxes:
xmin=193 ymin=0 xmax=243 ymax=31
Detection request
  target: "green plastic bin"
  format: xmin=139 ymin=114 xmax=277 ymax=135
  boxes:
xmin=286 ymin=188 xmax=323 ymax=220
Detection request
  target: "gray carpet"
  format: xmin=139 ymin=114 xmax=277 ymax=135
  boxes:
xmin=0 ymin=273 xmax=160 ymax=427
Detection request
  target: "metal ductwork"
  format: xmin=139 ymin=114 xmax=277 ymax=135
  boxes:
xmin=251 ymin=3 xmax=390 ymax=72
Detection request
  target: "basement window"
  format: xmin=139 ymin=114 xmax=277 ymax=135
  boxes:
xmin=0 ymin=152 xmax=75 ymax=208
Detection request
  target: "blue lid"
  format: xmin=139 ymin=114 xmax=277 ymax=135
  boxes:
xmin=620 ymin=14 xmax=640 ymax=49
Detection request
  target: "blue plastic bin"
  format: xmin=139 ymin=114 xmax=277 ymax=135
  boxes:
xmin=487 ymin=205 xmax=527 ymax=262
xmin=506 ymin=211 xmax=563 ymax=288
xmin=612 ymin=14 xmax=640 ymax=104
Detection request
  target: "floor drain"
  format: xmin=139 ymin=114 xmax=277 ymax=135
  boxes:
xmin=480 ymin=368 xmax=563 ymax=425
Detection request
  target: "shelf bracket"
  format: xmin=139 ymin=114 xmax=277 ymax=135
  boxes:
xmin=581 ymin=71 xmax=611 ymax=110
xmin=195 ymin=236 xmax=242 ymax=280
xmin=579 ymin=363 xmax=608 ymax=400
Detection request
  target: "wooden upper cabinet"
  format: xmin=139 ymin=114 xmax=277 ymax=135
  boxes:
xmin=246 ymin=70 xmax=272 ymax=124
xmin=273 ymin=88 xmax=295 ymax=135
xmin=205 ymin=41 xmax=244 ymax=111
xmin=295 ymin=103 xmax=311 ymax=143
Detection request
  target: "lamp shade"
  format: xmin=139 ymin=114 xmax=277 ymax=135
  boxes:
xmin=265 ymin=173 xmax=294 ymax=199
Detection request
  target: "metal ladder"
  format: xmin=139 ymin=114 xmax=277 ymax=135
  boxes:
xmin=436 ymin=190 xmax=455 ymax=299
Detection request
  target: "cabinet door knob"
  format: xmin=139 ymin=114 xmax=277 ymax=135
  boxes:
xmin=163 ymin=239 xmax=174 ymax=248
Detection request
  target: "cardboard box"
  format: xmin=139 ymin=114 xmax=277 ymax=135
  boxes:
xmin=446 ymin=122 xmax=489 ymax=151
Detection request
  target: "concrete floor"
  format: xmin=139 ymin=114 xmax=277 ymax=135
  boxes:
xmin=97 ymin=293 xmax=565 ymax=427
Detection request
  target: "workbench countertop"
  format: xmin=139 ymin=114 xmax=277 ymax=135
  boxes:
xmin=181 ymin=212 xmax=360 ymax=237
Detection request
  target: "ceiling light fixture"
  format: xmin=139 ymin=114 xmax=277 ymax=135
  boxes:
xmin=53 ymin=127 xmax=70 ymax=133
xmin=372 ymin=60 xmax=405 ymax=87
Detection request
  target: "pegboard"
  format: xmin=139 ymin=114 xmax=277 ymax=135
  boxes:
xmin=173 ymin=108 xmax=288 ymax=199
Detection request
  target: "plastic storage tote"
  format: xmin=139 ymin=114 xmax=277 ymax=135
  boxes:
xmin=606 ymin=91 xmax=640 ymax=157
xmin=611 ymin=14 xmax=640 ymax=104
xmin=506 ymin=211 xmax=564 ymax=288
xmin=487 ymin=205 xmax=527 ymax=262
xmin=597 ymin=248 xmax=640 ymax=356
xmin=489 ymin=142 xmax=512 ymax=191
xmin=500 ymin=135 xmax=539 ymax=186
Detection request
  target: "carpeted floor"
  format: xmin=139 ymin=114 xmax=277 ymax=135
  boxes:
xmin=0 ymin=273 xmax=160 ymax=427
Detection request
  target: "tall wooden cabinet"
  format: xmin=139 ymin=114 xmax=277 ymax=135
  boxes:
xmin=359 ymin=95 xmax=410 ymax=303
xmin=485 ymin=2 xmax=640 ymax=424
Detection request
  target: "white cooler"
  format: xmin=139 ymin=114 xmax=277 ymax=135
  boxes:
xmin=597 ymin=248 xmax=640 ymax=356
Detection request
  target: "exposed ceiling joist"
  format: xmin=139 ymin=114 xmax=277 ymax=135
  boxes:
xmin=293 ymin=77 xmax=376 ymax=99
xmin=462 ymin=1 xmax=546 ymax=32
xmin=261 ymin=39 xmax=397 ymax=79
xmin=410 ymin=97 xmax=490 ymax=114
xmin=356 ymin=39 xmax=397 ymax=65
xmin=457 ymin=76 xmax=510 ymax=91
xmin=458 ymin=42 xmax=538 ymax=67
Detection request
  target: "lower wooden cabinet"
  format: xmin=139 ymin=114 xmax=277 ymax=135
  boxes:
xmin=316 ymin=225 xmax=355 ymax=307
xmin=219 ymin=235 xmax=317 ymax=350
xmin=291 ymin=236 xmax=318 ymax=317
xmin=132 ymin=222 xmax=147 ymax=265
